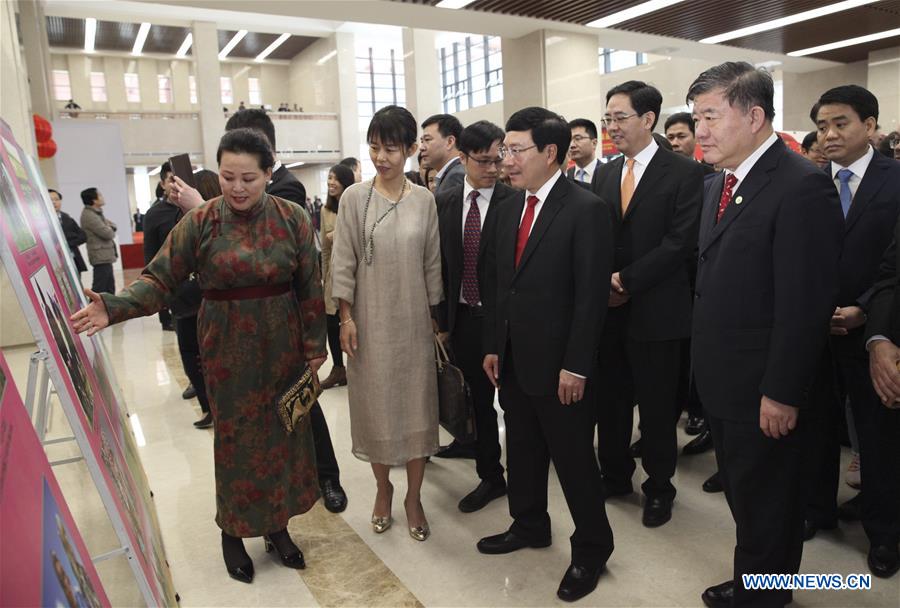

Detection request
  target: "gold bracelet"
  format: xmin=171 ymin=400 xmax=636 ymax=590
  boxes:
xmin=339 ymin=318 xmax=354 ymax=326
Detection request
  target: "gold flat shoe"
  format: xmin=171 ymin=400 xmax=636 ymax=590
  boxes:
xmin=371 ymin=515 xmax=393 ymax=534
xmin=409 ymin=522 xmax=430 ymax=542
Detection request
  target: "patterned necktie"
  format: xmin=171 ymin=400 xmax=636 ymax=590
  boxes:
xmin=462 ymin=191 xmax=481 ymax=304
xmin=515 ymin=195 xmax=539 ymax=268
xmin=837 ymin=168 xmax=853 ymax=218
xmin=577 ymin=168 xmax=587 ymax=183
xmin=716 ymin=173 xmax=739 ymax=223
xmin=620 ymin=158 xmax=635 ymax=215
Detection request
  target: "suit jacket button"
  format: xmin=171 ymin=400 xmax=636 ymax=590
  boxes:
xmin=694 ymin=293 xmax=701 ymax=299
xmin=699 ymin=255 xmax=706 ymax=263
xmin=510 ymin=289 xmax=516 ymax=295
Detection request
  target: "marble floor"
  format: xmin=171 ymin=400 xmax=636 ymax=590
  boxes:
xmin=4 ymin=275 xmax=898 ymax=607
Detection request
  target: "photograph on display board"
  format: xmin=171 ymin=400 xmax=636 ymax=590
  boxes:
xmin=30 ymin=266 xmax=95 ymax=426
xmin=42 ymin=479 xmax=103 ymax=608
xmin=0 ymin=154 xmax=38 ymax=252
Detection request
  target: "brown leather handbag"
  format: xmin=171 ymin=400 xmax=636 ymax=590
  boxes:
xmin=434 ymin=335 xmax=476 ymax=442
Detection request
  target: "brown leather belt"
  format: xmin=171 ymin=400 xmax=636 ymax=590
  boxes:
xmin=202 ymin=282 xmax=291 ymax=301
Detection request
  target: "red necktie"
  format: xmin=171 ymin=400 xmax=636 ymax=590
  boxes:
xmin=462 ymin=191 xmax=481 ymax=304
xmin=515 ymin=195 xmax=539 ymax=267
xmin=716 ymin=173 xmax=738 ymax=223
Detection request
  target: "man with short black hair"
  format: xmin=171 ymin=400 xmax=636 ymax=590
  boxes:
xmin=566 ymin=118 xmax=601 ymax=190
xmin=688 ymin=62 xmax=843 ymax=607
xmin=664 ymin=112 xmax=717 ymax=176
xmin=143 ymin=162 xmax=178 ymax=332
xmin=805 ymin=84 xmax=900 ymax=578
xmin=49 ymin=189 xmax=87 ymax=277
xmin=593 ymin=81 xmax=704 ymax=529
xmin=420 ymin=114 xmax=465 ymax=198
xmin=435 ymin=120 xmax=515 ymax=511
xmin=80 ymin=187 xmax=118 ymax=294
xmin=478 ymin=106 xmax=614 ymax=603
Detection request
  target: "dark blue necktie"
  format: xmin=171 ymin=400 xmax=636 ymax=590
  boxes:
xmin=837 ymin=168 xmax=853 ymax=218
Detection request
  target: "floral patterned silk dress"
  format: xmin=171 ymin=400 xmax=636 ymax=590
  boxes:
xmin=102 ymin=194 xmax=327 ymax=537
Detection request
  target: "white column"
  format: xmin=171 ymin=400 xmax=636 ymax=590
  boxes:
xmin=501 ymin=31 xmax=547 ymax=117
xmin=192 ymin=21 xmax=225 ymax=169
xmin=334 ymin=32 xmax=360 ymax=158
xmin=402 ymin=28 xmax=441 ymax=121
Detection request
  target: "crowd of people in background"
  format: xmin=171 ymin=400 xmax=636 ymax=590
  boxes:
xmin=59 ymin=59 xmax=900 ymax=607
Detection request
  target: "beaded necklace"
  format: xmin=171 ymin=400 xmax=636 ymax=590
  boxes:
xmin=361 ymin=178 xmax=409 ymax=265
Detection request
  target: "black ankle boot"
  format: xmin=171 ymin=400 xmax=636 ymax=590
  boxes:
xmin=221 ymin=531 xmax=254 ymax=584
xmin=264 ymin=528 xmax=305 ymax=569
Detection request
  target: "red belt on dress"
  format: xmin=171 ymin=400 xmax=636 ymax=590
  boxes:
xmin=202 ymin=282 xmax=291 ymax=301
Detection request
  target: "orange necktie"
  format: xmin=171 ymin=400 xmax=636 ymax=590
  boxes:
xmin=621 ymin=158 xmax=635 ymax=215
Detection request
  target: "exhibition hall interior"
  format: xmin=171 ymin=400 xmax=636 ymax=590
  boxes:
xmin=1 ymin=0 xmax=899 ymax=606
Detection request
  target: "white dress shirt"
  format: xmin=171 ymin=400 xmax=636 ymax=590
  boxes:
xmin=520 ymin=170 xmax=563 ymax=234
xmin=573 ymin=158 xmax=600 ymax=183
xmin=436 ymin=156 xmax=460 ymax=182
xmin=459 ymin=178 xmax=494 ymax=304
xmin=830 ymin=145 xmax=875 ymax=199
xmin=725 ymin=131 xmax=779 ymax=191
xmin=619 ymin=138 xmax=659 ymax=190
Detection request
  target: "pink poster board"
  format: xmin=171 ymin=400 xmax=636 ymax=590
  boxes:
xmin=0 ymin=120 xmax=176 ymax=605
xmin=0 ymin=352 xmax=110 ymax=608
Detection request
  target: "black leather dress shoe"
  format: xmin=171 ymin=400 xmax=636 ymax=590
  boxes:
xmin=803 ymin=518 xmax=837 ymax=541
xmin=685 ymin=415 xmax=705 ymax=435
xmin=837 ymin=493 xmax=863 ymax=521
xmin=701 ymin=580 xmax=733 ymax=608
xmin=434 ymin=440 xmax=477 ymax=459
xmin=182 ymin=384 xmax=197 ymax=399
xmin=868 ymin=544 xmax=900 ymax=578
xmin=458 ymin=479 xmax=506 ymax=513
xmin=193 ymin=412 xmax=213 ymax=429
xmin=682 ymin=429 xmax=714 ymax=455
xmin=557 ymin=563 xmax=605 ymax=602
xmin=642 ymin=497 xmax=673 ymax=528
xmin=476 ymin=531 xmax=551 ymax=554
xmin=321 ymin=479 xmax=348 ymax=513
xmin=702 ymin=471 xmax=723 ymax=493
xmin=629 ymin=438 xmax=642 ymax=458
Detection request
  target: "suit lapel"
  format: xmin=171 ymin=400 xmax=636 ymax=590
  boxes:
xmin=700 ymin=138 xmax=785 ymax=255
xmin=513 ymin=176 xmax=567 ymax=279
xmin=500 ymin=192 xmax=525 ymax=282
xmin=450 ymin=191 xmax=465 ymax=273
xmin=845 ymin=154 xmax=889 ymax=234
xmin=699 ymin=172 xmax=724 ymax=251
xmin=622 ymin=149 xmax=669 ymax=222
xmin=602 ymin=156 xmax=625 ymax=222
xmin=590 ymin=158 xmax=602 ymax=191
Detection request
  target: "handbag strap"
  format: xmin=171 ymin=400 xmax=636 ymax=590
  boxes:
xmin=434 ymin=334 xmax=450 ymax=370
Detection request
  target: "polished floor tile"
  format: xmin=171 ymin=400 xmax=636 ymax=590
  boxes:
xmin=4 ymin=281 xmax=898 ymax=606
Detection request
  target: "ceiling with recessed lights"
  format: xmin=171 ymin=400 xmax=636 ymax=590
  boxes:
xmin=393 ymin=0 xmax=900 ymax=63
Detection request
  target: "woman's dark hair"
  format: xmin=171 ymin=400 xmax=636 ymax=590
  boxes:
xmin=367 ymin=105 xmax=417 ymax=148
xmin=405 ymin=170 xmax=424 ymax=186
xmin=325 ymin=164 xmax=355 ymax=212
xmin=216 ymin=128 xmax=275 ymax=170
xmin=423 ymin=166 xmax=436 ymax=191
xmin=194 ymin=169 xmax=222 ymax=201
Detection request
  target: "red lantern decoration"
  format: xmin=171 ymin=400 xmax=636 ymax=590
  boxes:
xmin=37 ymin=139 xmax=57 ymax=159
xmin=33 ymin=114 xmax=52 ymax=143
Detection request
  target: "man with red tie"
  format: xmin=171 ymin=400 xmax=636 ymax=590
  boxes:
xmin=478 ymin=107 xmax=614 ymax=602
xmin=688 ymin=63 xmax=843 ymax=608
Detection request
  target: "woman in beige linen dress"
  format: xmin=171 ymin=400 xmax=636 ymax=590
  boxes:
xmin=331 ymin=105 xmax=443 ymax=541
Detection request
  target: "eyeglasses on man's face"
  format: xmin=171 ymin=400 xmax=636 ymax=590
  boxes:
xmin=570 ymin=134 xmax=594 ymax=143
xmin=465 ymin=154 xmax=504 ymax=168
xmin=600 ymin=113 xmax=638 ymax=127
xmin=498 ymin=144 xmax=537 ymax=159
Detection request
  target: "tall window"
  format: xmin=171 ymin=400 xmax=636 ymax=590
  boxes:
xmin=355 ymin=46 xmax=406 ymax=133
xmin=124 ymin=73 xmax=140 ymax=103
xmin=248 ymin=77 xmax=262 ymax=106
xmin=158 ymin=75 xmax=172 ymax=104
xmin=189 ymin=75 xmax=197 ymax=104
xmin=598 ymin=48 xmax=647 ymax=74
xmin=52 ymin=70 xmax=71 ymax=101
xmin=89 ymin=71 xmax=107 ymax=102
xmin=220 ymin=76 xmax=234 ymax=105
xmin=439 ymin=34 xmax=502 ymax=114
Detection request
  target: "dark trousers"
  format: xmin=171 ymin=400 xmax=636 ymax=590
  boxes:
xmin=326 ymin=313 xmax=344 ymax=368
xmin=834 ymin=342 xmax=900 ymax=546
xmin=804 ymin=346 xmax=842 ymax=526
xmin=159 ymin=308 xmax=172 ymax=329
xmin=175 ymin=315 xmax=209 ymax=414
xmin=451 ymin=304 xmax=502 ymax=482
xmin=597 ymin=315 xmax=681 ymax=500
xmin=91 ymin=263 xmax=115 ymax=294
xmin=501 ymin=351 xmax=614 ymax=566
xmin=311 ymin=402 xmax=340 ymax=484
xmin=677 ymin=338 xmax=704 ymax=419
xmin=708 ymin=413 xmax=807 ymax=607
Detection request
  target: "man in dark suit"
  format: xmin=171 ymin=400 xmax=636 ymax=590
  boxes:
xmin=688 ymin=63 xmax=843 ymax=608
xmin=143 ymin=163 xmax=180 ymax=333
xmin=593 ymin=81 xmax=703 ymax=528
xmin=224 ymin=109 xmax=347 ymax=514
xmin=804 ymin=85 xmax=900 ymax=577
xmin=435 ymin=120 xmax=515 ymax=512
xmin=478 ymin=107 xmax=614 ymax=603
xmin=420 ymin=114 xmax=465 ymax=198
xmin=565 ymin=118 xmax=602 ymax=190
xmin=49 ymin=189 xmax=88 ymax=276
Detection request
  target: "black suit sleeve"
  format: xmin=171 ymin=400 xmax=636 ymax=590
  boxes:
xmin=619 ymin=162 xmax=703 ymax=295
xmin=761 ymin=171 xmax=843 ymax=406
xmin=865 ymin=237 xmax=897 ymax=340
xmin=142 ymin=211 xmax=162 ymax=266
xmin=481 ymin=203 xmax=500 ymax=356
xmin=61 ymin=214 xmax=87 ymax=248
xmin=268 ymin=174 xmax=307 ymax=207
xmin=564 ymin=197 xmax=612 ymax=376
